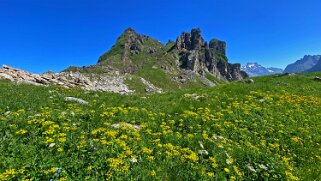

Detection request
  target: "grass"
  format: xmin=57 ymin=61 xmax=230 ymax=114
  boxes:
xmin=124 ymin=75 xmax=146 ymax=94
xmin=205 ymin=72 xmax=226 ymax=85
xmin=0 ymin=72 xmax=321 ymax=180
xmin=136 ymin=66 xmax=179 ymax=91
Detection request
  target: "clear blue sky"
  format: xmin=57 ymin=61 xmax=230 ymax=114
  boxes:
xmin=1 ymin=0 xmax=321 ymax=73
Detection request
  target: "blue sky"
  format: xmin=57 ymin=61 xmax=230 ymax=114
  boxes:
xmin=0 ymin=0 xmax=321 ymax=73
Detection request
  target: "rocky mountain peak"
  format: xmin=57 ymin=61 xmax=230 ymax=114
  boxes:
xmin=174 ymin=28 xmax=247 ymax=81
xmin=85 ymin=28 xmax=247 ymax=85
xmin=98 ymin=28 xmax=164 ymax=73
xmin=124 ymin=27 xmax=136 ymax=34
xmin=121 ymin=28 xmax=150 ymax=53
xmin=175 ymin=29 xmax=227 ymax=56
xmin=209 ymin=39 xmax=226 ymax=55
xmin=176 ymin=28 xmax=205 ymax=51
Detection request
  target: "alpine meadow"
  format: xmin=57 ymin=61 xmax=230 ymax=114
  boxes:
xmin=1 ymin=0 xmax=321 ymax=180
xmin=1 ymin=72 xmax=321 ymax=180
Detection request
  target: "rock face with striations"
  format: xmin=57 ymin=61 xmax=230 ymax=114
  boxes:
xmin=175 ymin=28 xmax=246 ymax=81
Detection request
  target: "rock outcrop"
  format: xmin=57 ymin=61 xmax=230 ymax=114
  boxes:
xmin=64 ymin=97 xmax=89 ymax=104
xmin=140 ymin=78 xmax=163 ymax=93
xmin=0 ymin=65 xmax=133 ymax=94
xmin=176 ymin=29 xmax=205 ymax=50
xmin=175 ymin=28 xmax=247 ymax=81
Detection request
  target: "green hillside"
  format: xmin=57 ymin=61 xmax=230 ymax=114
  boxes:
xmin=0 ymin=72 xmax=321 ymax=180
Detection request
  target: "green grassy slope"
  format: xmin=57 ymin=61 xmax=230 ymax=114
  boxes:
xmin=0 ymin=72 xmax=321 ymax=180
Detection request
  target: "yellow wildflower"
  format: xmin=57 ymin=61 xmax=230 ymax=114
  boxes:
xmin=233 ymin=165 xmax=242 ymax=176
xmin=150 ymin=170 xmax=156 ymax=176
xmin=142 ymin=147 xmax=153 ymax=155
xmin=209 ymin=157 xmax=218 ymax=168
xmin=5 ymin=169 xmax=15 ymax=175
xmin=16 ymin=129 xmax=28 ymax=135
xmin=207 ymin=172 xmax=214 ymax=177
xmin=147 ymin=156 xmax=155 ymax=162
xmin=44 ymin=137 xmax=55 ymax=144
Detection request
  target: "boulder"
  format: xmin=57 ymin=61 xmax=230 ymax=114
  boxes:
xmin=0 ymin=73 xmax=14 ymax=81
xmin=245 ymin=79 xmax=255 ymax=84
xmin=64 ymin=97 xmax=89 ymax=104
xmin=313 ymin=76 xmax=321 ymax=81
xmin=140 ymin=78 xmax=163 ymax=93
xmin=17 ymin=80 xmax=43 ymax=86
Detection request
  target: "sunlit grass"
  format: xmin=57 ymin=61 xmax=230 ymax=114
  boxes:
xmin=0 ymin=72 xmax=321 ymax=180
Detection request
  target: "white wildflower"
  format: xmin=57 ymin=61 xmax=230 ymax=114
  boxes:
xmin=198 ymin=141 xmax=204 ymax=149
xmin=198 ymin=150 xmax=209 ymax=155
xmin=258 ymin=164 xmax=268 ymax=170
xmin=246 ymin=164 xmax=256 ymax=173
xmin=130 ymin=158 xmax=138 ymax=163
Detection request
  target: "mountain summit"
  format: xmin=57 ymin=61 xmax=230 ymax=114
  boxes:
xmin=65 ymin=28 xmax=247 ymax=92
xmin=96 ymin=28 xmax=247 ymax=81
xmin=174 ymin=28 xmax=246 ymax=81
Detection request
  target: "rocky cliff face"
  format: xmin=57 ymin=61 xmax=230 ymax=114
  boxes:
xmin=175 ymin=28 xmax=247 ymax=81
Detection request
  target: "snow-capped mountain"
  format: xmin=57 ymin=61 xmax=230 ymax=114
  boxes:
xmin=241 ymin=63 xmax=283 ymax=77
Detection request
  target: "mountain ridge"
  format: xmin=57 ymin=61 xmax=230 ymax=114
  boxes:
xmin=305 ymin=56 xmax=321 ymax=72
xmin=62 ymin=28 xmax=248 ymax=93
xmin=284 ymin=55 xmax=321 ymax=73
xmin=65 ymin=28 xmax=247 ymax=85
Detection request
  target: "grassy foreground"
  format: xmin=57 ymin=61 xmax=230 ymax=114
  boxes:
xmin=0 ymin=73 xmax=321 ymax=180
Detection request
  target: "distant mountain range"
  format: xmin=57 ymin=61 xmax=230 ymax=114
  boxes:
xmin=284 ymin=55 xmax=321 ymax=73
xmin=241 ymin=63 xmax=283 ymax=77
xmin=242 ymin=55 xmax=321 ymax=77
